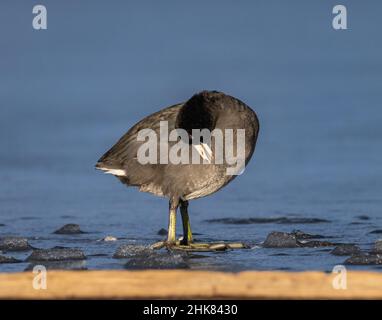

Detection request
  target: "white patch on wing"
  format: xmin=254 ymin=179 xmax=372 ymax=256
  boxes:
xmin=201 ymin=143 xmax=212 ymax=160
xmin=194 ymin=143 xmax=212 ymax=163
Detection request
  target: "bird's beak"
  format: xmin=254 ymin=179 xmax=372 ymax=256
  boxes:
xmin=193 ymin=143 xmax=213 ymax=163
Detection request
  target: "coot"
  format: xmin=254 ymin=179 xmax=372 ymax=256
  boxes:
xmin=96 ymin=91 xmax=259 ymax=246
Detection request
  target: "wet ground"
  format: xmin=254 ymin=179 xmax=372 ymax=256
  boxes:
xmin=1 ymin=1 xmax=382 ymax=273
xmin=1 ymin=213 xmax=382 ymax=272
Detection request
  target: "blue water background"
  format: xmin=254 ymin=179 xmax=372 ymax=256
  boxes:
xmin=0 ymin=1 xmax=381 ymax=272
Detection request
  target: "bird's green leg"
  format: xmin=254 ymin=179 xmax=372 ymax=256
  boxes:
xmin=180 ymin=200 xmax=193 ymax=245
xmin=167 ymin=198 xmax=178 ymax=245
xmin=151 ymin=197 xmax=247 ymax=251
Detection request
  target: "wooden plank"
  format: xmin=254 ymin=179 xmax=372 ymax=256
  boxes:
xmin=0 ymin=270 xmax=381 ymax=299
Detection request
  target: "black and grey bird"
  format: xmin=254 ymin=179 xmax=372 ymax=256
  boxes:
xmin=96 ymin=90 xmax=259 ymax=246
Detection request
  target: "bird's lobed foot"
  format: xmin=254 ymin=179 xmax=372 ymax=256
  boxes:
xmin=150 ymin=241 xmax=249 ymax=252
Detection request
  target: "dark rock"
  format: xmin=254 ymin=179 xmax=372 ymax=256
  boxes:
xmin=370 ymin=229 xmax=382 ymax=234
xmin=345 ymin=253 xmax=382 ymax=265
xmin=0 ymin=255 xmax=22 ymax=264
xmin=277 ymin=217 xmax=331 ymax=224
xmin=113 ymin=243 xmax=188 ymax=269
xmin=0 ymin=224 xmax=5 ymax=227
xmin=0 ymin=237 xmax=32 ymax=251
xmin=113 ymin=245 xmax=152 ymax=259
xmin=263 ymin=231 xmax=336 ymax=248
xmin=291 ymin=230 xmax=325 ymax=239
xmin=299 ymin=240 xmax=336 ymax=248
xmin=27 ymin=248 xmax=86 ymax=262
xmin=125 ymin=252 xmax=189 ymax=269
xmin=157 ymin=228 xmax=168 ymax=236
xmin=53 ymin=224 xmax=85 ymax=234
xmin=356 ymin=215 xmax=370 ymax=220
xmin=205 ymin=217 xmax=330 ymax=225
xmin=331 ymin=244 xmax=361 ymax=256
xmin=263 ymin=232 xmax=300 ymax=248
xmin=372 ymin=240 xmax=382 ymax=254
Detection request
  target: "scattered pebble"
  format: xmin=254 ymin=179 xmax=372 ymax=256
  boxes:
xmin=331 ymin=244 xmax=361 ymax=256
xmin=0 ymin=237 xmax=32 ymax=251
xmin=263 ymin=232 xmax=299 ymax=248
xmin=157 ymin=228 xmax=168 ymax=236
xmin=0 ymin=255 xmax=21 ymax=264
xmin=99 ymin=236 xmax=118 ymax=242
xmin=113 ymin=244 xmax=152 ymax=259
xmin=345 ymin=253 xmax=382 ymax=265
xmin=27 ymin=248 xmax=86 ymax=262
xmin=372 ymin=240 xmax=382 ymax=254
xmin=53 ymin=224 xmax=85 ymax=235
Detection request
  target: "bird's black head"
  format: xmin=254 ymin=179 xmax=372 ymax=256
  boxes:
xmin=176 ymin=91 xmax=223 ymax=136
